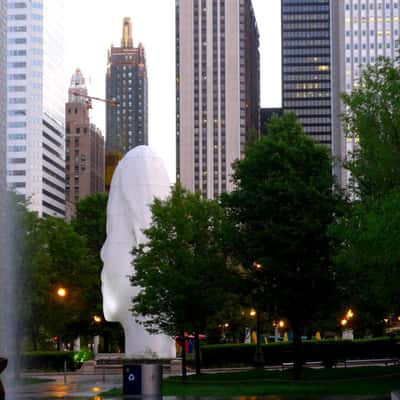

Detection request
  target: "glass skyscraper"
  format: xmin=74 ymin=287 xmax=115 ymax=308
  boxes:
xmin=281 ymin=0 xmax=343 ymax=183
xmin=0 ymin=1 xmax=6 ymax=191
xmin=7 ymin=0 xmax=65 ymax=217
xmin=341 ymin=0 xmax=400 ymax=189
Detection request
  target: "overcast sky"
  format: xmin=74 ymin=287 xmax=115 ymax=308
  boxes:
xmin=64 ymin=0 xmax=281 ymax=180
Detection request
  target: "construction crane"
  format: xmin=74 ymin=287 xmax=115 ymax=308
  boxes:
xmin=70 ymin=90 xmax=118 ymax=108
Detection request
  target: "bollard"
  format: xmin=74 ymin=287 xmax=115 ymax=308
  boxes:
xmin=102 ymin=364 xmax=106 ymax=383
xmin=63 ymin=360 xmax=67 ymax=384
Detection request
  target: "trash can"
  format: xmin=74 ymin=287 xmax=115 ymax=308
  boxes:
xmin=123 ymin=363 xmax=162 ymax=396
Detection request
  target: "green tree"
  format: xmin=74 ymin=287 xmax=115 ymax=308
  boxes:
xmin=332 ymin=56 xmax=400 ymax=334
xmin=342 ymin=56 xmax=400 ymax=199
xmin=71 ymin=193 xmax=108 ymax=322
xmin=20 ymin=215 xmax=96 ymax=349
xmin=331 ymin=193 xmax=400 ymax=336
xmin=131 ymin=184 xmax=231 ymax=376
xmin=72 ymin=193 xmax=108 ymax=260
xmin=222 ymin=113 xmax=342 ymax=376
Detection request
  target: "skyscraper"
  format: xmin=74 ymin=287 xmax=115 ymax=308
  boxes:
xmin=0 ymin=1 xmax=7 ymax=191
xmin=106 ymin=17 xmax=148 ymax=155
xmin=7 ymin=0 xmax=65 ymax=217
xmin=176 ymin=0 xmax=260 ymax=199
xmin=281 ymin=0 xmax=343 ymax=182
xmin=65 ymin=69 xmax=105 ymax=218
xmin=340 ymin=0 xmax=400 ymax=188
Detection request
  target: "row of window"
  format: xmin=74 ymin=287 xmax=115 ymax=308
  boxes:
xmin=346 ymin=41 xmax=398 ymax=49
xmin=8 ymin=2 xmax=42 ymax=9
xmin=345 ymin=2 xmax=398 ymax=11
xmin=346 ymin=29 xmax=399 ymax=37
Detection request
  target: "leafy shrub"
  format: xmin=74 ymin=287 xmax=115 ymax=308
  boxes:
xmin=73 ymin=348 xmax=94 ymax=364
xmin=201 ymin=337 xmax=400 ymax=368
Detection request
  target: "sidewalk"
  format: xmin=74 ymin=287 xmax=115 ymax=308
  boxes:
xmin=7 ymin=371 xmax=122 ymax=399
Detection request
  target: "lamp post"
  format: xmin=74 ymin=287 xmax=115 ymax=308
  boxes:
xmin=341 ymin=308 xmax=355 ymax=340
xmin=251 ymin=261 xmax=265 ymax=367
xmin=56 ymin=286 xmax=67 ymax=351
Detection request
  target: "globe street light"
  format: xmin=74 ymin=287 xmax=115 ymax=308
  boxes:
xmin=57 ymin=287 xmax=67 ymax=298
xmin=56 ymin=286 xmax=67 ymax=350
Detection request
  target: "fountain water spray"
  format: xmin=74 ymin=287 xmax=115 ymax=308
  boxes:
xmin=0 ymin=190 xmax=22 ymax=397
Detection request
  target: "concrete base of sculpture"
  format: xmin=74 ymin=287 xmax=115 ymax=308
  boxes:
xmin=92 ymin=354 xmax=178 ymax=377
xmin=0 ymin=358 xmax=7 ymax=400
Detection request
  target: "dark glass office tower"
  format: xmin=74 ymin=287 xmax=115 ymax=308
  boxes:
xmin=106 ymin=17 xmax=148 ymax=155
xmin=281 ymin=0 xmax=342 ymax=177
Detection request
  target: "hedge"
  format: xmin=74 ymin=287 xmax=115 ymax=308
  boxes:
xmin=201 ymin=337 xmax=400 ymax=368
xmin=21 ymin=351 xmax=78 ymax=371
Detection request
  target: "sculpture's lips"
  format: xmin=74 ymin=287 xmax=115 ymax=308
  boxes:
xmin=0 ymin=358 xmax=7 ymax=374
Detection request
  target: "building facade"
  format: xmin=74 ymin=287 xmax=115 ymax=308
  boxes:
xmin=176 ymin=0 xmax=260 ymax=199
xmin=260 ymin=107 xmax=284 ymax=134
xmin=65 ymin=69 xmax=105 ymax=217
xmin=6 ymin=0 xmax=65 ymax=217
xmin=281 ymin=0 xmax=343 ymax=183
xmin=0 ymin=1 xmax=6 ymax=192
xmin=106 ymin=17 xmax=148 ymax=155
xmin=340 ymin=0 xmax=400 ymax=188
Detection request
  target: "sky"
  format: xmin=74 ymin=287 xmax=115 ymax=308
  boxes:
xmin=64 ymin=0 xmax=281 ymax=181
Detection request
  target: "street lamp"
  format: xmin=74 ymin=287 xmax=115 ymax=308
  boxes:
xmin=56 ymin=286 xmax=67 ymax=351
xmin=57 ymin=287 xmax=67 ymax=298
xmin=93 ymin=315 xmax=102 ymax=324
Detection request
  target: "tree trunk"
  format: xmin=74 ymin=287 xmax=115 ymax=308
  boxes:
xmin=292 ymin=324 xmax=303 ymax=380
xmin=194 ymin=330 xmax=201 ymax=375
xmin=180 ymin=331 xmax=187 ymax=380
xmin=31 ymin=324 xmax=38 ymax=351
xmin=253 ymin=308 xmax=264 ymax=367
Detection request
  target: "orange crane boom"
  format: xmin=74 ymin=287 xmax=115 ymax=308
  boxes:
xmin=71 ymin=91 xmax=118 ymax=107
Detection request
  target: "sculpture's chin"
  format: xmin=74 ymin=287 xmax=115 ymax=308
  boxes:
xmin=102 ymin=305 xmax=117 ymax=322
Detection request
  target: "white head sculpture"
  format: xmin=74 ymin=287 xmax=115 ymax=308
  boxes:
xmin=100 ymin=145 xmax=176 ymax=359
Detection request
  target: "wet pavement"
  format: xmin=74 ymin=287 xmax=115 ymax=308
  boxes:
xmin=1 ymin=371 xmax=394 ymax=400
xmin=5 ymin=372 xmax=121 ymax=399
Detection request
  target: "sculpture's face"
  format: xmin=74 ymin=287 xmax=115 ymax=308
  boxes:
xmin=100 ymin=237 xmax=119 ymax=322
xmin=100 ymin=146 xmax=171 ymax=324
xmin=99 ymin=146 xmax=177 ymax=358
xmin=100 ymin=213 xmax=138 ymax=323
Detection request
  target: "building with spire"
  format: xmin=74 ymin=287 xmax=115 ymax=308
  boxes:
xmin=65 ymin=69 xmax=105 ymax=218
xmin=106 ymin=17 xmax=148 ymax=156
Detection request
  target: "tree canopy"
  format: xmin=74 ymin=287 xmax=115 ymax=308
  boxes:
xmin=333 ymin=57 xmax=400 ymax=333
xmin=131 ymin=184 xmax=232 ymax=375
xmin=342 ymin=56 xmax=400 ymax=199
xmin=222 ymin=113 xmax=342 ymax=372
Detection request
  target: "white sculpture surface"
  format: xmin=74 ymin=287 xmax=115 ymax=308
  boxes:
xmin=100 ymin=145 xmax=176 ymax=359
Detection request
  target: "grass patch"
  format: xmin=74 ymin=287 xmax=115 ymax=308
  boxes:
xmin=101 ymin=366 xmax=400 ymax=397
xmin=13 ymin=377 xmax=54 ymax=385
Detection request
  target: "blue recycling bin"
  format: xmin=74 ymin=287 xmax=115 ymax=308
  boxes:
xmin=123 ymin=363 xmax=162 ymax=396
xmin=123 ymin=365 xmax=142 ymax=395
